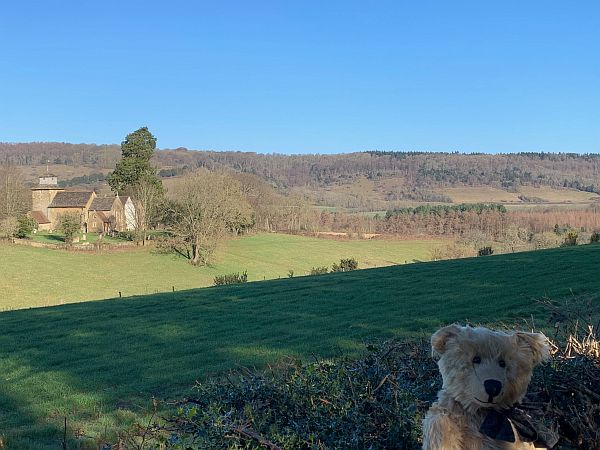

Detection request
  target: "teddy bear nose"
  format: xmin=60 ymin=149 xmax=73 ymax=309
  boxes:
xmin=484 ymin=379 xmax=502 ymax=398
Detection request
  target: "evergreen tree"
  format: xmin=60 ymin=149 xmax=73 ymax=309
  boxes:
xmin=58 ymin=212 xmax=81 ymax=246
xmin=15 ymin=216 xmax=37 ymax=238
xmin=107 ymin=127 xmax=164 ymax=243
xmin=107 ymin=127 xmax=161 ymax=193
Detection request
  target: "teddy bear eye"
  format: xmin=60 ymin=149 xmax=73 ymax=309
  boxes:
xmin=472 ymin=356 xmax=481 ymax=364
xmin=499 ymin=359 xmax=506 ymax=368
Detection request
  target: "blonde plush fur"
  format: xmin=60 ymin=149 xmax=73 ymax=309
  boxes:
xmin=423 ymin=325 xmax=550 ymax=450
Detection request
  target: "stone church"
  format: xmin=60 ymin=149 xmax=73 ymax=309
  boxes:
xmin=31 ymin=175 xmax=136 ymax=233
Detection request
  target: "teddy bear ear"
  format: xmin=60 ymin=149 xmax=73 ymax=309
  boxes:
xmin=515 ymin=331 xmax=550 ymax=365
xmin=431 ymin=324 xmax=462 ymax=357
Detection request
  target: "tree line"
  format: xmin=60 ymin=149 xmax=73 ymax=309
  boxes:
xmin=2 ymin=142 xmax=600 ymax=195
xmin=385 ymin=203 xmax=507 ymax=218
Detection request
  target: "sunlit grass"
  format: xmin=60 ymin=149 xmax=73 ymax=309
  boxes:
xmin=0 ymin=233 xmax=442 ymax=310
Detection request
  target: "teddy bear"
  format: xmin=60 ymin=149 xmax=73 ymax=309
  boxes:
xmin=422 ymin=324 xmax=551 ymax=450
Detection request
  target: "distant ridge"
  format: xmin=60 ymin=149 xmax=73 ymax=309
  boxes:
xmin=1 ymin=142 xmax=599 ymax=195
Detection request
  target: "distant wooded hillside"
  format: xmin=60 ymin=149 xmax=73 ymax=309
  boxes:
xmin=1 ymin=142 xmax=599 ymax=194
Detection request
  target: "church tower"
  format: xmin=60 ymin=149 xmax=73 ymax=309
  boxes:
xmin=31 ymin=175 xmax=64 ymax=220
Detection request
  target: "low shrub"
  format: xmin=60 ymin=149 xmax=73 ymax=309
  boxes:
xmin=331 ymin=257 xmax=358 ymax=272
xmin=561 ymin=231 xmax=578 ymax=247
xmin=309 ymin=266 xmax=329 ymax=275
xmin=477 ymin=246 xmax=494 ymax=256
xmin=14 ymin=216 xmax=37 ymax=238
xmin=590 ymin=231 xmax=600 ymax=244
xmin=117 ymin=230 xmax=136 ymax=241
xmin=213 ymin=271 xmax=248 ymax=286
xmin=429 ymin=243 xmax=476 ymax=260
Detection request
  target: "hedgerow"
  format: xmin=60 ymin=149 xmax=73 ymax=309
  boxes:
xmin=121 ymin=340 xmax=439 ymax=449
xmin=117 ymin=297 xmax=599 ymax=449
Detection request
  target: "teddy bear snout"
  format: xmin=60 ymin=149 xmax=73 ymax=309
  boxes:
xmin=484 ymin=379 xmax=502 ymax=399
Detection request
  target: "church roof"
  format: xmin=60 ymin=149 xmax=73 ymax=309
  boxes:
xmin=49 ymin=191 xmax=94 ymax=208
xmin=31 ymin=210 xmax=51 ymax=224
xmin=90 ymin=197 xmax=119 ymax=211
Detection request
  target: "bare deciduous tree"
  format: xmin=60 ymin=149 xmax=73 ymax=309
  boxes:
xmin=167 ymin=169 xmax=254 ymax=265
xmin=129 ymin=174 xmax=163 ymax=244
xmin=0 ymin=165 xmax=30 ymax=220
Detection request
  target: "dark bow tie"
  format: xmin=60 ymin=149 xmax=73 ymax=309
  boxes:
xmin=479 ymin=404 xmax=559 ymax=448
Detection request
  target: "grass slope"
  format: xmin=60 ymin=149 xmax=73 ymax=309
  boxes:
xmin=0 ymin=245 xmax=599 ymax=448
xmin=0 ymin=233 xmax=440 ymax=310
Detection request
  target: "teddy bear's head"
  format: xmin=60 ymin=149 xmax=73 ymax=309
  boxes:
xmin=431 ymin=325 xmax=549 ymax=413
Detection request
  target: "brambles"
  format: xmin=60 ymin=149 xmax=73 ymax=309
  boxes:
xmin=124 ymin=340 xmax=439 ymax=449
xmin=525 ymin=295 xmax=600 ymax=449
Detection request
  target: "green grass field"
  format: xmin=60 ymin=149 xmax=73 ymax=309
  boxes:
xmin=0 ymin=233 xmax=441 ymax=310
xmin=1 ymin=244 xmax=599 ymax=448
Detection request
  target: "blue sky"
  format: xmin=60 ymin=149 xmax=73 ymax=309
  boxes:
xmin=1 ymin=1 xmax=598 ymax=154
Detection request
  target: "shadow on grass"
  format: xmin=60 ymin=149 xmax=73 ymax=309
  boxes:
xmin=0 ymin=245 xmax=599 ymax=448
